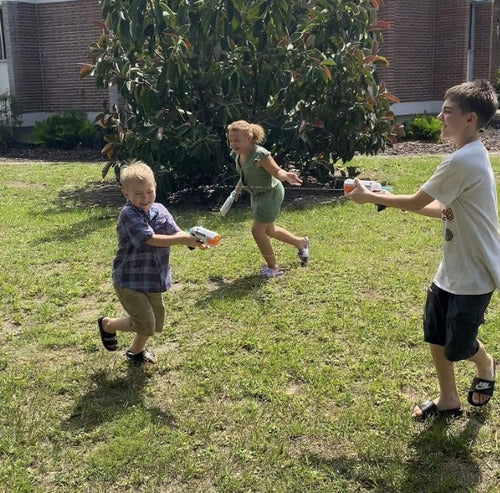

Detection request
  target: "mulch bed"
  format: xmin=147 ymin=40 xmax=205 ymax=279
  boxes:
xmin=3 ymin=127 xmax=500 ymax=209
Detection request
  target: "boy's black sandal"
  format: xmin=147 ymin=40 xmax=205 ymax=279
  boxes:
xmin=413 ymin=400 xmax=463 ymax=422
xmin=98 ymin=317 xmax=118 ymax=351
xmin=126 ymin=349 xmax=157 ymax=366
xmin=467 ymin=360 xmax=496 ymax=407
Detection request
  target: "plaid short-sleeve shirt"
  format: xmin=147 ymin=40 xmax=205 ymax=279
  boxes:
xmin=112 ymin=201 xmax=181 ymax=292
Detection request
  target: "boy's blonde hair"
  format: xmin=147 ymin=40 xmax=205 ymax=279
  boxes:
xmin=444 ymin=79 xmax=498 ymax=129
xmin=119 ymin=160 xmax=155 ymax=190
xmin=227 ymin=120 xmax=266 ymax=144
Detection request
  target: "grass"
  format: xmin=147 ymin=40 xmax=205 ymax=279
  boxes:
xmin=1 ymin=155 xmax=500 ymax=492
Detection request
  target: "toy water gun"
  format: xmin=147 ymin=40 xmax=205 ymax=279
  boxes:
xmin=220 ymin=191 xmax=237 ymax=216
xmin=343 ymin=178 xmax=393 ymax=212
xmin=187 ymin=226 xmax=221 ymax=246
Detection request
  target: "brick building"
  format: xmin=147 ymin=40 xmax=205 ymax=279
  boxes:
xmin=378 ymin=0 xmax=500 ymax=118
xmin=0 ymin=0 xmax=108 ymax=138
xmin=0 ymin=0 xmax=499 ymax=136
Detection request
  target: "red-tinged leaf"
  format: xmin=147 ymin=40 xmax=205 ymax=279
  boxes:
xmin=380 ymin=92 xmax=400 ymax=103
xmin=364 ymin=55 xmax=389 ymax=67
xmin=368 ymin=20 xmax=391 ymax=31
xmin=394 ymin=123 xmax=405 ymax=135
xmin=101 ymin=142 xmax=113 ymax=156
xmin=365 ymin=96 xmax=377 ymax=105
xmin=320 ymin=63 xmax=332 ymax=80
xmin=305 ymin=34 xmax=315 ymax=48
xmin=373 ymin=56 xmax=390 ymax=68
xmin=92 ymin=20 xmax=108 ymax=33
xmin=101 ymin=160 xmax=113 ymax=178
xmin=312 ymin=118 xmax=324 ymax=128
xmin=79 ymin=64 xmax=93 ymax=77
xmin=369 ymin=0 xmax=380 ymax=9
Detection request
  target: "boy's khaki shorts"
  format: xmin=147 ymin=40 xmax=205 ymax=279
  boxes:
xmin=114 ymin=287 xmax=165 ymax=336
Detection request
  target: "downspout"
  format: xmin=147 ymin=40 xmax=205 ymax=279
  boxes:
xmin=467 ymin=2 xmax=475 ymax=81
xmin=35 ymin=3 xmax=46 ymax=108
xmin=488 ymin=2 xmax=494 ymax=78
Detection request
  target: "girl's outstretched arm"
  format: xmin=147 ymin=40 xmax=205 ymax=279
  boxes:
xmin=259 ymin=155 xmax=303 ymax=185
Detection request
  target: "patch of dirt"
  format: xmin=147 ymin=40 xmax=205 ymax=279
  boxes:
xmin=0 ymin=145 xmax=106 ymax=164
xmin=380 ymin=127 xmax=500 ymax=156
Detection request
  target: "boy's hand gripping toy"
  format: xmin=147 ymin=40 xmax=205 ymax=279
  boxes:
xmin=343 ymin=178 xmax=393 ymax=212
xmin=187 ymin=226 xmax=221 ymax=247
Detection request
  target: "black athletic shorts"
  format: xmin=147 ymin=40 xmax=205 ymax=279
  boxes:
xmin=423 ymin=282 xmax=492 ymax=361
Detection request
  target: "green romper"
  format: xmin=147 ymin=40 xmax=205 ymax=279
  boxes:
xmin=233 ymin=144 xmax=285 ymax=223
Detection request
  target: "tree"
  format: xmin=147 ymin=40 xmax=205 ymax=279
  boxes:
xmin=82 ymin=0 xmax=398 ymax=199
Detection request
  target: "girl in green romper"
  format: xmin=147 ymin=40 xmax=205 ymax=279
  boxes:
xmin=227 ymin=120 xmax=309 ymax=278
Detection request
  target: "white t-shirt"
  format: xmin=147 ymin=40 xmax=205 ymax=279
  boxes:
xmin=421 ymin=140 xmax=500 ymax=294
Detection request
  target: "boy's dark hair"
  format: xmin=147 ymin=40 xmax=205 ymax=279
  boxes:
xmin=444 ymin=79 xmax=498 ymax=129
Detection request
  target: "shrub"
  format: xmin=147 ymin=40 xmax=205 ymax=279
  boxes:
xmin=0 ymin=91 xmax=22 ymax=151
xmin=32 ymin=110 xmax=96 ymax=149
xmin=493 ymin=68 xmax=500 ymax=97
xmin=405 ymin=115 xmax=441 ymax=142
xmin=85 ymin=0 xmax=399 ymax=199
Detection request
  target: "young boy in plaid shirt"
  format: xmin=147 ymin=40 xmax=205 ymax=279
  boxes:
xmin=98 ymin=160 xmax=205 ymax=365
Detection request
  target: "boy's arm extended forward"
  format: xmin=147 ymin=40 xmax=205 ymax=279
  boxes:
xmin=146 ymin=231 xmax=202 ymax=248
xmin=347 ymin=179 xmax=441 ymax=218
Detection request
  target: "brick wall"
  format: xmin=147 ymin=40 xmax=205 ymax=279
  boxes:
xmin=3 ymin=2 xmax=43 ymax=112
xmin=5 ymin=0 xmax=500 ymax=117
xmin=378 ymin=1 xmax=499 ymax=105
xmin=6 ymin=0 xmax=107 ymax=114
xmin=433 ymin=0 xmax=469 ymax=99
xmin=37 ymin=0 xmax=107 ymax=112
xmin=377 ymin=1 xmax=436 ymax=102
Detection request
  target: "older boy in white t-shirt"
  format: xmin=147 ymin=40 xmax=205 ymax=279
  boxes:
xmin=348 ymin=79 xmax=499 ymax=420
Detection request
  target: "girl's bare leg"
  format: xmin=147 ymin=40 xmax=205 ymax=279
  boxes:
xmin=252 ymin=221 xmax=277 ymax=268
xmin=265 ymin=223 xmax=307 ymax=250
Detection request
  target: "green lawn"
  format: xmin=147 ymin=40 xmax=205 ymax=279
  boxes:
xmin=1 ymin=156 xmax=499 ymax=492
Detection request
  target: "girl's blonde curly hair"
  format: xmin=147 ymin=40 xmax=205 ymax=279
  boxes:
xmin=227 ymin=120 xmax=266 ymax=144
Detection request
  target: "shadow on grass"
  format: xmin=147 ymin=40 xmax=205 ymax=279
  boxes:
xmin=62 ymin=366 xmax=176 ymax=432
xmin=195 ymin=274 xmax=267 ymax=305
xmin=399 ymin=410 xmax=489 ymax=492
xmin=23 ymin=181 xmax=124 ymax=246
xmin=297 ymin=411 xmax=489 ymax=492
xmin=59 ymin=181 xmax=124 ymax=209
